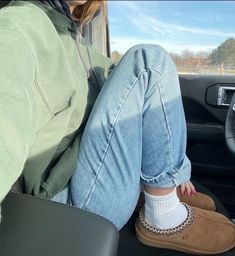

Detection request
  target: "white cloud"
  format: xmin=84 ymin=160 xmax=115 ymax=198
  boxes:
xmin=119 ymin=1 xmax=139 ymax=11
xmin=109 ymin=1 xmax=234 ymax=54
xmin=109 ymin=1 xmax=139 ymax=11
xmin=110 ymin=37 xmax=217 ymax=54
xmin=131 ymin=14 xmax=235 ymax=38
xmin=131 ymin=15 xmax=172 ymax=35
xmin=173 ymin=24 xmax=235 ymax=38
xmin=112 ymin=1 xmax=235 ymax=38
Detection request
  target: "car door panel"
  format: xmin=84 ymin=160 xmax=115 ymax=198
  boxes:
xmin=180 ymin=75 xmax=235 ymax=218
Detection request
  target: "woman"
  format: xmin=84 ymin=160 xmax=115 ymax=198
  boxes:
xmin=0 ymin=0 xmax=234 ymax=254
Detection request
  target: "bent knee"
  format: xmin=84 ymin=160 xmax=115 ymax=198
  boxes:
xmin=123 ymin=44 xmax=173 ymax=70
xmin=126 ymin=44 xmax=169 ymax=58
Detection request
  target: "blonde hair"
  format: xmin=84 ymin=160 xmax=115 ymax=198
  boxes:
xmin=72 ymin=0 xmax=105 ymax=27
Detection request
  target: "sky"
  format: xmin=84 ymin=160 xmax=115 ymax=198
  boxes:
xmin=108 ymin=1 xmax=235 ymax=55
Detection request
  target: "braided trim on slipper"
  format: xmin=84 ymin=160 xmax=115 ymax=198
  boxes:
xmin=138 ymin=203 xmax=194 ymax=236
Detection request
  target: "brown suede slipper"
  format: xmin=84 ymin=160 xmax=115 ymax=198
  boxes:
xmin=177 ymin=188 xmax=216 ymax=211
xmin=135 ymin=204 xmax=235 ymax=255
xmin=135 ymin=189 xmax=216 ymax=212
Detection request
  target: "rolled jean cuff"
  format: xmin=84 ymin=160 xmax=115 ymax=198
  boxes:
xmin=141 ymin=156 xmax=191 ymax=188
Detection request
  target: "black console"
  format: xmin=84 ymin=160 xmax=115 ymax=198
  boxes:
xmin=0 ymin=192 xmax=119 ymax=256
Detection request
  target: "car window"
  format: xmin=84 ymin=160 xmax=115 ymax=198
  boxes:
xmin=84 ymin=5 xmax=110 ymax=56
xmin=108 ymin=1 xmax=235 ymax=76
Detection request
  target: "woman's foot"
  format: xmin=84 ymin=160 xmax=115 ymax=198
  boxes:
xmin=136 ymin=205 xmax=235 ymax=254
xmin=136 ymin=184 xmax=234 ymax=254
xmin=144 ymin=188 xmax=188 ymax=229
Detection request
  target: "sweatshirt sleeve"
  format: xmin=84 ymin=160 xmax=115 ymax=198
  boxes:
xmin=88 ymin=45 xmax=116 ymax=87
xmin=0 ymin=28 xmax=37 ymax=204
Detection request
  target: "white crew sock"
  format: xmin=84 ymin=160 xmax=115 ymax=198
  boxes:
xmin=144 ymin=188 xmax=188 ymax=229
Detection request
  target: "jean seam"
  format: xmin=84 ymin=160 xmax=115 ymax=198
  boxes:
xmin=150 ymin=65 xmax=175 ymax=169
xmin=140 ymin=66 xmax=176 ymax=184
xmin=143 ymin=67 xmax=162 ymax=102
xmin=156 ymin=71 xmax=174 ymax=170
xmin=146 ymin=66 xmax=162 ymax=75
xmin=83 ymin=69 xmax=149 ymax=209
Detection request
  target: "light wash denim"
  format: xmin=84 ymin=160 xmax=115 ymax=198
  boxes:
xmin=51 ymin=44 xmax=191 ymax=230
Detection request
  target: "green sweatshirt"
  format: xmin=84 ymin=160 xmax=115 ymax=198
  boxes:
xmin=0 ymin=0 xmax=114 ymax=202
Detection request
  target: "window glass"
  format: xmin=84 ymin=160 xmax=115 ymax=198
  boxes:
xmin=84 ymin=5 xmax=109 ymax=56
xmin=108 ymin=1 xmax=235 ymax=76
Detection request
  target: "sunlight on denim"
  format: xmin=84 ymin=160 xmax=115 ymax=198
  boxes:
xmin=52 ymin=44 xmax=191 ymax=230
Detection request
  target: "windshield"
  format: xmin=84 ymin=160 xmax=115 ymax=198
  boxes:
xmin=108 ymin=1 xmax=235 ymax=76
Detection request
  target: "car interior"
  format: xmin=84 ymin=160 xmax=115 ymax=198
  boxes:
xmin=0 ymin=1 xmax=235 ymax=256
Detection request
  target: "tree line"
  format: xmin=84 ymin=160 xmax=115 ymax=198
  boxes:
xmin=170 ymin=38 xmax=235 ymax=70
xmin=210 ymin=38 xmax=235 ymax=67
xmin=111 ymin=38 xmax=235 ymax=71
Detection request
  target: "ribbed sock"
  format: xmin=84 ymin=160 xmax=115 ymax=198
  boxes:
xmin=144 ymin=188 xmax=188 ymax=229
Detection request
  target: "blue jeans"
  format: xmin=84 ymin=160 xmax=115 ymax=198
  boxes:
xmin=51 ymin=44 xmax=191 ymax=230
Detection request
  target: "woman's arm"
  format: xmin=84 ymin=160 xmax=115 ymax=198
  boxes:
xmin=87 ymin=44 xmax=115 ymax=87
xmin=0 ymin=28 xmax=38 ymax=220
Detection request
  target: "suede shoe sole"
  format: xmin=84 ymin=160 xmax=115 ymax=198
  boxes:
xmin=135 ymin=204 xmax=235 ymax=255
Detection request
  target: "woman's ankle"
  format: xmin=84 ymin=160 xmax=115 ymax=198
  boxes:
xmin=144 ymin=185 xmax=175 ymax=196
xmin=144 ymin=188 xmax=188 ymax=229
